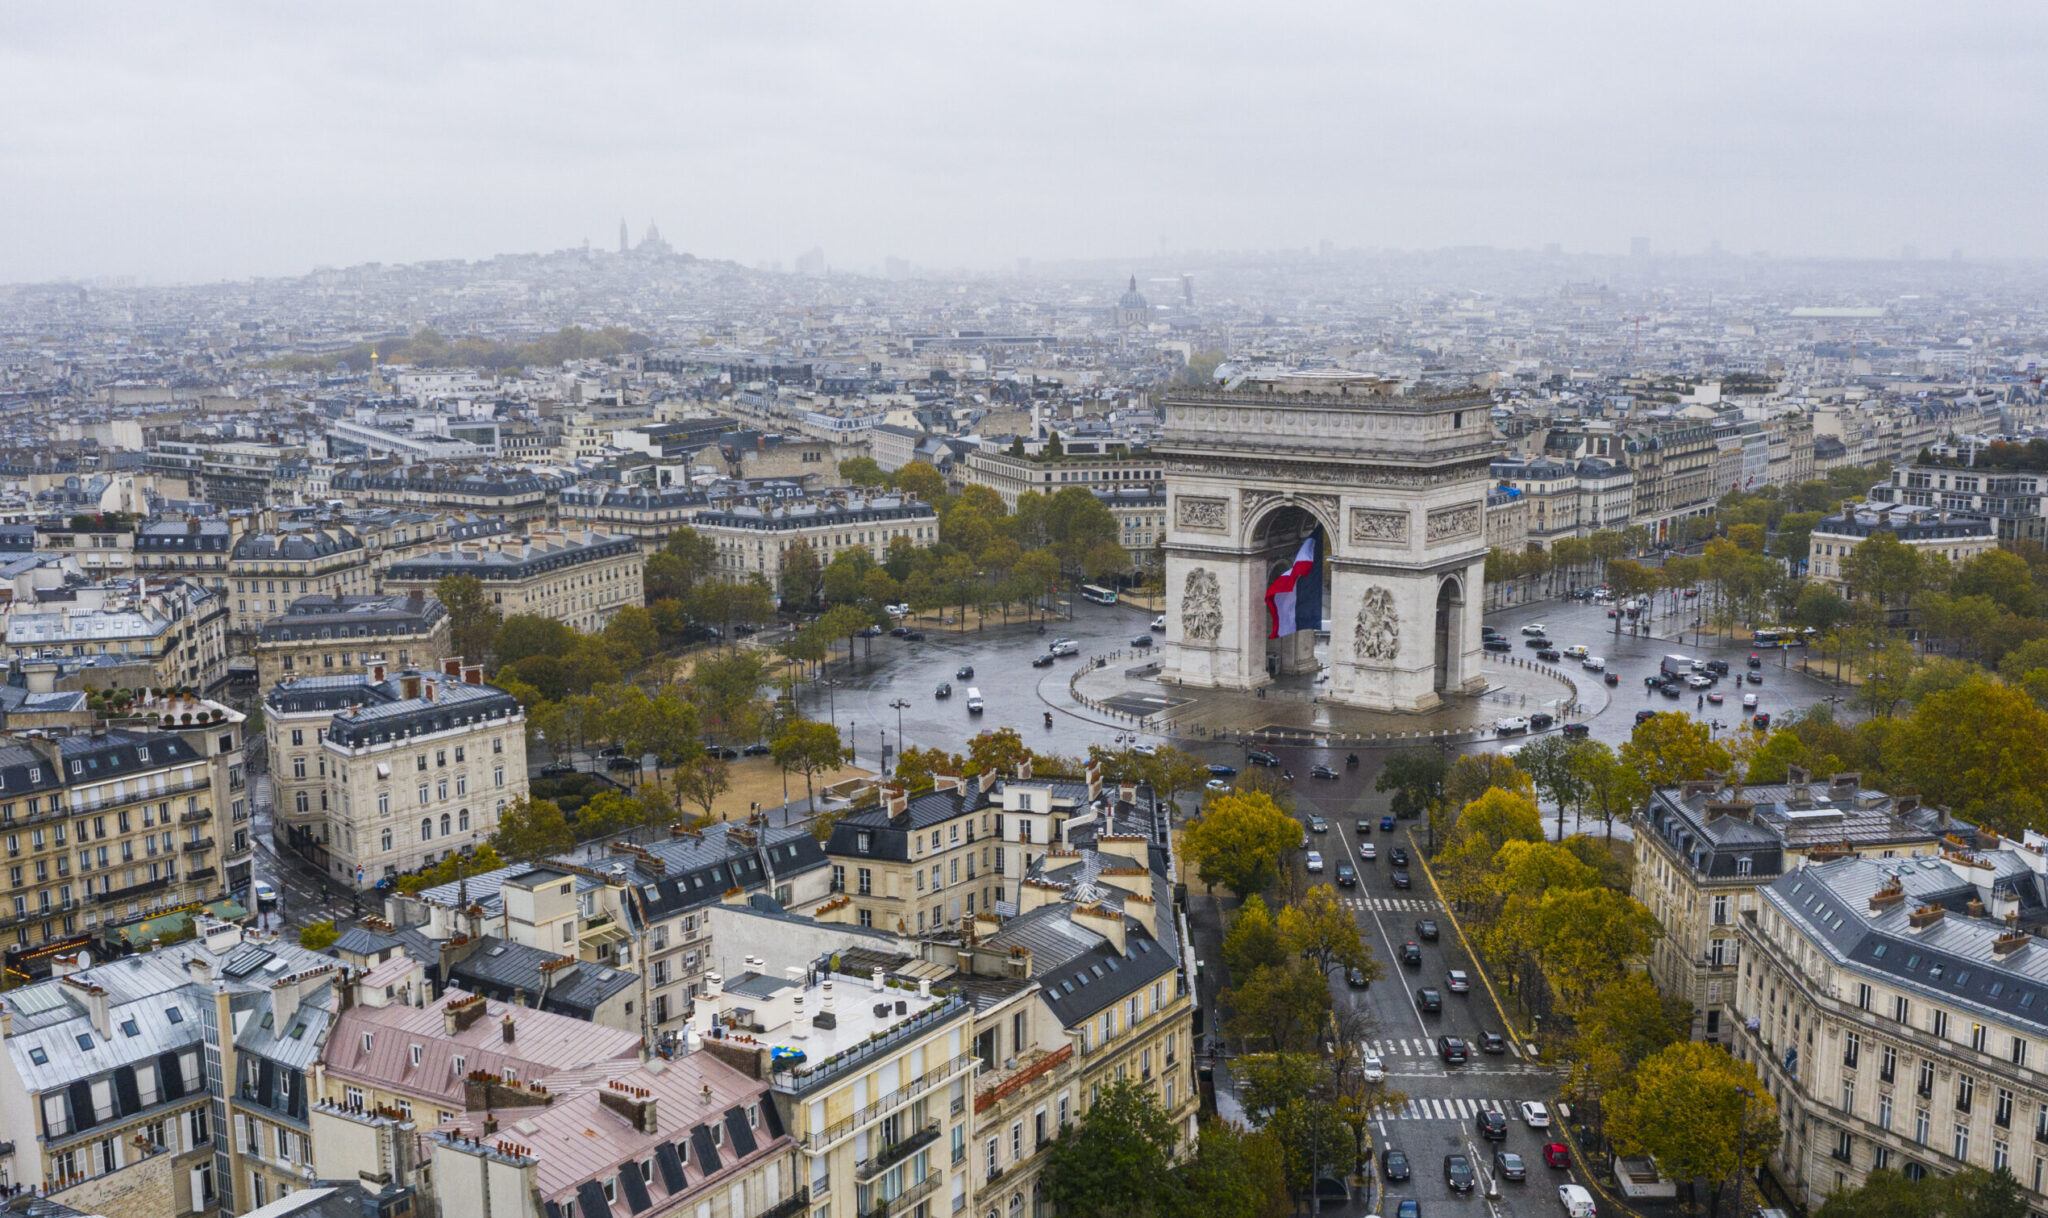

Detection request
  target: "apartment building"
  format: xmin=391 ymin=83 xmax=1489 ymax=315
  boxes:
xmin=1624 ymin=420 xmax=1719 ymax=542
xmin=1098 ymin=487 xmax=1165 ymax=560
xmin=131 ymin=518 xmax=232 ymax=589
xmin=430 ymin=1049 xmax=804 ymax=1218
xmin=252 ymin=593 xmax=450 ymax=692
xmin=1734 ymin=845 xmax=2048 ymax=1211
xmin=32 ymin=519 xmax=136 ymax=579
xmin=694 ymin=497 xmax=934 ymax=599
xmin=328 ymin=467 xmax=561 ymax=526
xmin=1808 ymin=504 xmax=1996 ymax=593
xmin=0 ymin=919 xmax=338 ymax=1218
xmin=559 ymin=484 xmax=710 ymax=549
xmin=1490 ymin=456 xmax=1581 ymax=547
xmin=1634 ymin=771 xmax=1943 ymax=1045
xmin=227 ymin=524 xmax=370 ymax=635
xmin=1869 ymin=459 xmax=2048 ymax=547
xmin=0 ymin=581 xmax=231 ymax=693
xmin=383 ymin=531 xmax=644 ymax=634
xmin=960 ymin=447 xmax=1163 ymax=512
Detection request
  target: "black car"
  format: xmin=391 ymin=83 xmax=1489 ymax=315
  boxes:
xmin=1445 ymin=1154 xmax=1475 ymax=1193
xmin=1354 ymin=818 xmax=1373 ymax=835
xmin=1481 ymin=626 xmax=1501 ymax=639
xmin=1401 ymin=941 xmax=1423 ymax=967
xmin=1706 ymin=659 xmax=1730 ymax=675
xmin=936 ymin=682 xmax=952 ymax=698
xmin=539 ymin=761 xmax=576 ymax=777
xmin=1483 ymin=638 xmax=1512 ymax=652
xmin=598 ymin=745 xmax=625 ymax=759
xmin=1310 ymin=764 xmax=1338 ymax=779
xmin=1635 ymin=709 xmax=1660 ymax=725
xmin=742 ymin=742 xmax=771 ymax=756
xmin=1130 ymin=634 xmax=1153 ymax=648
xmin=1381 ymin=1149 xmax=1411 ymax=1182
xmin=890 ymin=625 xmax=911 ymax=637
xmin=1479 ymin=1030 xmax=1507 ymax=1054
xmin=1495 ymin=1150 xmax=1527 ymax=1182
xmin=1524 ymin=636 xmax=1550 ymax=648
xmin=1747 ymin=671 xmax=1764 ymax=684
xmin=1562 ymin=722 xmax=1590 ymax=738
xmin=1660 ymin=682 xmax=1682 ymax=698
xmin=957 ymin=665 xmax=975 ymax=679
xmin=1754 ymin=712 xmax=1772 ymax=730
xmin=902 ymin=630 xmax=926 ymax=642
xmin=707 ymin=746 xmax=739 ymax=760
xmin=1032 ymin=653 xmax=1056 ymax=667
xmin=1416 ymin=918 xmax=1439 ymax=941
xmin=1346 ymin=966 xmax=1369 ymax=989
xmin=607 ymin=756 xmax=639 ymax=771
xmin=1246 ymin=750 xmax=1280 ymax=768
xmin=1207 ymin=763 xmax=1238 ymax=777
xmin=1536 ymin=648 xmax=1560 ymax=662
xmin=1477 ymin=1109 xmax=1507 ymax=1140
xmin=1391 ymin=869 xmax=1412 ymax=889
xmin=1389 ymin=846 xmax=1409 ymax=867
xmin=1748 ymin=654 xmax=1764 ymax=669
xmin=1335 ymin=863 xmax=1357 ymax=887
xmin=1416 ymin=987 xmax=1442 ymax=1013
xmin=1439 ymin=1035 xmax=1468 ymax=1064
xmin=1529 ymin=711 xmax=1554 ymax=729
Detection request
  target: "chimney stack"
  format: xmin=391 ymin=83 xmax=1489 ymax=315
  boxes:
xmin=501 ymin=1014 xmax=516 ymax=1044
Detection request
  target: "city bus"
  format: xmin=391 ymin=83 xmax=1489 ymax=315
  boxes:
xmin=1081 ymin=585 xmax=1119 ymax=605
xmin=1753 ymin=627 xmax=1817 ymax=647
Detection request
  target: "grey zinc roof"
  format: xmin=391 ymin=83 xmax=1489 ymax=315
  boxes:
xmin=446 ymin=937 xmax=636 ymax=1017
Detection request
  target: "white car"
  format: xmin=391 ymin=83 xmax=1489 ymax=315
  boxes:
xmin=1361 ymin=1050 xmax=1385 ymax=1082
xmin=1686 ymin=674 xmax=1713 ymax=690
xmin=1305 ymin=851 xmax=1325 ymax=873
xmin=1205 ymin=778 xmax=1231 ymax=793
xmin=253 ymin=880 xmax=278 ymax=909
xmin=885 ymin=602 xmax=909 ymax=616
xmin=1562 ymin=645 xmax=1588 ymax=659
xmin=1494 ymin=715 xmax=1530 ymax=735
xmin=1581 ymin=656 xmax=1606 ymax=672
xmin=1049 ymin=638 xmax=1079 ymax=656
xmin=1521 ymin=1100 xmax=1551 ymax=1128
xmin=1359 ymin=842 xmax=1377 ymax=860
xmin=1742 ymin=693 xmax=1759 ymax=709
xmin=1521 ymin=624 xmax=1547 ymax=636
xmin=1151 ymin=614 xmax=1166 ymax=631
xmin=1559 ymin=1183 xmax=1597 ymax=1218
xmin=1133 ymin=743 xmax=1157 ymax=757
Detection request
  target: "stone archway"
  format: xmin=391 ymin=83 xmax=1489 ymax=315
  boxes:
xmin=1434 ymin=575 xmax=1466 ymax=693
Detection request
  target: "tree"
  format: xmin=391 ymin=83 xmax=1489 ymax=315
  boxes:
xmin=1841 ymin=529 xmax=1927 ymax=611
xmin=1744 ymin=728 xmax=1809 ymax=784
xmin=772 ymin=719 xmax=845 ymax=813
xmin=602 ymin=606 xmax=660 ymax=666
xmin=1143 ymin=745 xmax=1209 ymax=813
xmin=492 ymin=796 xmax=574 ymax=865
xmin=1607 ymin=1043 xmax=1780 ymax=1216
xmin=1443 ymin=752 xmax=1531 ymax=809
xmin=1181 ymin=791 xmax=1302 ymax=898
xmin=1266 ymin=1095 xmax=1351 ymax=1195
xmin=1509 ymin=735 xmax=1584 ymax=829
xmin=891 ymin=744 xmax=965 ymax=793
xmin=892 ymin=462 xmax=947 ymax=504
xmin=1528 ymin=886 xmax=1663 ymax=1012
xmin=436 ymin=574 xmax=501 ymax=664
xmin=689 ymin=651 xmax=765 ymax=744
xmin=576 ymin=791 xmax=646 ymax=842
xmin=1177 ymin=1120 xmax=1288 ymax=1218
xmin=779 ymin=540 xmax=824 ymax=609
xmin=1620 ymin=713 xmax=1732 ymax=790
xmin=1222 ymin=958 xmax=1330 ymax=1052
xmin=965 ymin=727 xmax=1031 ymax=777
xmin=1278 ymin=885 xmax=1380 ymax=985
xmin=1438 ymin=787 xmax=1543 ymax=903
xmin=1221 ymin=895 xmax=1286 ymax=980
xmin=1567 ymin=740 xmax=1639 ymax=839
xmin=838 ymin=456 xmax=888 ymax=487
xmin=495 ymin=615 xmax=577 ymax=665
xmin=1040 ymin=1080 xmax=1181 ymax=1218
xmin=1231 ymin=1052 xmax=1320 ymax=1125
xmin=1954 ymin=548 xmax=2041 ymax=618
xmin=297 ymin=921 xmax=339 ymax=951
xmin=1893 ymin=677 xmax=2048 ymax=835
xmin=1374 ymin=749 xmax=1446 ymax=821
xmin=673 ymin=755 xmax=732 ymax=823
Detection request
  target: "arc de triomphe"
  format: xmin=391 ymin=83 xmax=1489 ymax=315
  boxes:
xmin=1156 ymin=374 xmax=1500 ymax=713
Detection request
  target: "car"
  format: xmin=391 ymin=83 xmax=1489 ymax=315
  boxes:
xmin=1246 ymin=749 xmax=1280 ymax=767
xmin=1529 ymin=711 xmax=1554 ymax=729
xmin=1336 ymin=863 xmax=1357 ymax=888
xmin=1354 ymin=818 xmax=1373 ymax=835
xmin=1357 ymin=843 xmax=1377 ymax=863
xmin=1361 ymin=1050 xmax=1385 ymax=1081
xmin=1439 ymin=1035 xmax=1469 ymax=1064
xmin=253 ymin=880 xmax=278 ymax=910
xmin=1392 ymin=868 xmax=1412 ymax=890
xmin=1416 ymin=918 xmax=1439 ymax=941
xmin=1660 ymin=683 xmax=1682 ymax=699
xmin=1444 ymin=1153 xmax=1475 ymax=1193
xmin=890 ymin=625 xmax=911 ymax=637
xmin=1395 ymin=1202 xmax=1419 ymax=1218
xmin=1310 ymin=763 xmax=1338 ymax=779
xmin=856 ymin=624 xmax=881 ymax=637
xmin=1496 ymin=1150 xmax=1527 ymax=1182
xmin=1479 ymin=1030 xmax=1507 ymax=1054
xmin=1346 ymin=965 xmax=1369 ymax=988
xmin=1521 ymin=624 xmax=1547 ymax=636
xmin=1749 ymin=653 xmax=1764 ymax=668
xmin=1381 ymin=1148 xmax=1411 ymax=1182
xmin=1521 ymin=1100 xmax=1552 ymax=1128
xmin=1524 ymin=636 xmax=1550 ymax=648
xmin=1753 ymin=712 xmax=1772 ymax=730
xmin=1559 ymin=1183 xmax=1597 ymax=1217
xmin=1308 ymin=815 xmax=1327 ymax=833
xmin=1635 ymin=709 xmax=1659 ymax=725
xmin=1477 ymin=1108 xmax=1507 ymax=1140
xmin=742 ymin=742 xmax=771 ymax=756
xmin=1543 ymin=1142 xmax=1572 ymax=1169
xmin=1687 ymin=674 xmax=1713 ymax=690
xmin=1132 ymin=743 xmax=1156 ymax=757
xmin=1563 ymin=644 xmax=1588 ymax=659
xmin=1151 ymin=614 xmax=1166 ymax=632
xmin=957 ymin=665 xmax=974 ymax=679
xmin=1684 ymin=587 xmax=1700 ymax=598
xmin=1447 ymin=969 xmax=1471 ymax=993
xmin=1707 ymin=691 xmax=1724 ymax=704
xmin=1207 ymin=763 xmax=1238 ymax=777
xmin=1483 ymin=638 xmax=1513 ymax=652
xmin=711 ymin=745 xmax=740 ymax=760
xmin=1482 ymin=625 xmax=1502 ymax=638
xmin=1494 ymin=715 xmax=1530 ymax=735
xmin=1536 ymin=648 xmax=1560 ymax=662
xmin=1581 ymin=656 xmax=1606 ymax=672
xmin=1706 ymin=659 xmax=1730 ymax=675
xmin=1380 ymin=815 xmax=1397 ymax=831
xmin=1401 ymin=941 xmax=1423 ymax=967
xmin=936 ymin=682 xmax=952 ymax=698
xmin=885 ymin=602 xmax=910 ymax=616
xmin=1562 ymin=722 xmax=1590 ymax=738
xmin=607 ymin=756 xmax=640 ymax=771
xmin=1130 ymin=634 xmax=1153 ymax=647
xmin=598 ymin=745 xmax=626 ymax=759
xmin=1305 ymin=851 xmax=1325 ymax=873
xmin=1048 ymin=638 xmax=1078 ymax=656
xmin=1604 ymin=672 xmax=1620 ymax=686
xmin=1747 ymin=670 xmax=1764 ymax=684
xmin=540 ymin=761 xmax=577 ymax=777
xmin=902 ymin=630 xmax=926 ymax=642
xmin=1742 ymin=692 xmax=1759 ymax=708
xmin=1416 ymin=987 xmax=1442 ymax=1012
xmin=1389 ymin=846 xmax=1409 ymax=867
xmin=1204 ymin=779 xmax=1231 ymax=793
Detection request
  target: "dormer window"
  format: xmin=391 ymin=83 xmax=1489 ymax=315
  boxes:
xmin=410 ymin=1044 xmax=423 ymax=1066
xmin=856 ymin=831 xmax=873 ymax=855
xmin=362 ymin=1032 xmax=374 ymax=1052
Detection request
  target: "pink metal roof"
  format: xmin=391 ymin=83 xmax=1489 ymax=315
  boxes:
xmin=322 ymin=988 xmax=642 ymax=1108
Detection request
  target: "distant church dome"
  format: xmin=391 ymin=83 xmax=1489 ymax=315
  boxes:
xmin=1114 ymin=275 xmax=1151 ymax=327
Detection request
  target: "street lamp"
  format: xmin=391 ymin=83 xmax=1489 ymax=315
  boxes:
xmin=888 ymin=699 xmax=910 ymax=775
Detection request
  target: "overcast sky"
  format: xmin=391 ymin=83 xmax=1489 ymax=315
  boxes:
xmin=3 ymin=3 xmax=2044 ymax=284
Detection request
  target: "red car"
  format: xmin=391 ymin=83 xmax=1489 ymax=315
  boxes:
xmin=1543 ymin=1143 xmax=1571 ymax=1169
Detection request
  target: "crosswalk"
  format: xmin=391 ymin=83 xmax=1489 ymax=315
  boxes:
xmin=1341 ymin=896 xmax=1440 ymax=913
xmin=1383 ymin=1096 xmax=1515 ymax=1123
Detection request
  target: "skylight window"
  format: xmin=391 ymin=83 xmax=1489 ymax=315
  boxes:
xmin=167 ymin=1007 xmax=183 ymax=1023
xmin=120 ymin=1019 xmax=139 ymax=1037
xmin=75 ymin=1033 xmax=93 ymax=1050
xmin=28 ymin=1046 xmax=46 ymax=1065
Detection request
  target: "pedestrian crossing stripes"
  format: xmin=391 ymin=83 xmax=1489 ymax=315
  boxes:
xmin=1382 ymin=1096 xmax=1513 ymax=1122
xmin=1341 ymin=897 xmax=1440 ymax=913
xmin=1363 ymin=1037 xmax=1525 ymax=1061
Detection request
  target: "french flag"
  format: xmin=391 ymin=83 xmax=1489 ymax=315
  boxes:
xmin=1265 ymin=536 xmax=1321 ymax=639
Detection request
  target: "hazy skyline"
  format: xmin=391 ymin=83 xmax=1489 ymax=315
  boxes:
xmin=4 ymin=3 xmax=2045 ymax=285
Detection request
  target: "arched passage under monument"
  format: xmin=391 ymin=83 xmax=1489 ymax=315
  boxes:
xmin=1434 ymin=575 xmax=1466 ymax=693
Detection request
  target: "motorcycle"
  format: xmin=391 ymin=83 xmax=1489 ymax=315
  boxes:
xmin=1043 ymin=712 xmax=1054 ymax=728
xmin=1345 ymin=753 xmax=1359 ymax=768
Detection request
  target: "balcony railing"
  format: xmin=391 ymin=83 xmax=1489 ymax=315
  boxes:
xmin=760 ymin=1189 xmax=812 ymax=1218
xmin=773 ymin=991 xmax=971 ymax=1096
xmin=855 ymin=1121 xmax=941 ymax=1182
xmin=859 ymin=1171 xmax=941 ymax=1218
xmin=95 ymin=876 xmax=172 ymax=905
xmin=805 ymin=1052 xmax=978 ymax=1150
xmin=179 ymin=808 xmax=214 ymax=825
xmin=182 ymin=837 xmax=214 ymax=854
xmin=976 ymin=1046 xmax=1074 ymax=1115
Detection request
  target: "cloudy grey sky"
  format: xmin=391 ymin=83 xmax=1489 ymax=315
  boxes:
xmin=3 ymin=3 xmax=2043 ymax=283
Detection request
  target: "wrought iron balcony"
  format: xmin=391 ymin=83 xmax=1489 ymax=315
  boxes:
xmin=855 ymin=1121 xmax=941 ymax=1182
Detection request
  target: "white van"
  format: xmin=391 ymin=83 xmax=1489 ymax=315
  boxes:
xmin=1558 ymin=1183 xmax=1597 ymax=1217
xmin=1049 ymin=638 xmax=1079 ymax=657
xmin=965 ymin=688 xmax=984 ymax=714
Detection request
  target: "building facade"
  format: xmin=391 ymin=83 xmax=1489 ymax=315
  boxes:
xmin=693 ymin=498 xmax=934 ymax=599
xmin=252 ymin=593 xmax=450 ymax=693
xmin=1808 ymin=504 xmax=1997 ymax=594
xmin=382 ymin=532 xmax=644 ymax=635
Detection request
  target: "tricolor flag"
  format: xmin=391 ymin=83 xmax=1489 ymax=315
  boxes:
xmin=1265 ymin=535 xmax=1321 ymax=639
